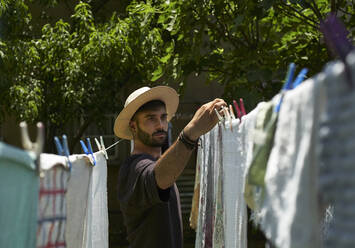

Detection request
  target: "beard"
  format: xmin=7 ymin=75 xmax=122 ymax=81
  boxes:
xmin=136 ymin=123 xmax=168 ymax=147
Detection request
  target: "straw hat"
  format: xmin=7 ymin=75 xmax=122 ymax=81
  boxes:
xmin=114 ymin=86 xmax=179 ymax=140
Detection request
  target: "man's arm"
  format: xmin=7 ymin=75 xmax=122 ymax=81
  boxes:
xmin=154 ymin=98 xmax=226 ymax=190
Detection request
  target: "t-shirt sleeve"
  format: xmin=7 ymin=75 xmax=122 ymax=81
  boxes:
xmin=125 ymin=156 xmax=170 ymax=208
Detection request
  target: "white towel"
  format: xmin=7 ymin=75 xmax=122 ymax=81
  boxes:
xmin=84 ymin=152 xmax=109 ymax=248
xmin=65 ymin=155 xmax=92 ymax=248
xmin=260 ymin=76 xmax=325 ymax=248
xmin=223 ymin=106 xmax=259 ymax=248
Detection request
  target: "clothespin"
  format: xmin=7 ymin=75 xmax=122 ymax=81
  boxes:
xmin=229 ymin=104 xmax=236 ymax=119
xmin=284 ymin=63 xmax=296 ymax=90
xmin=275 ymin=63 xmax=296 ymax=113
xmin=20 ymin=121 xmax=44 ymax=174
xmin=292 ymin=68 xmax=308 ymax=88
xmin=222 ymin=106 xmax=233 ymax=131
xmin=233 ymin=100 xmax=242 ymax=120
xmin=214 ymin=108 xmax=223 ymax=121
xmin=239 ymin=98 xmax=247 ymax=116
xmin=95 ymin=136 xmax=108 ymax=160
xmin=54 ymin=135 xmax=72 ymax=170
xmin=80 ymin=138 xmax=96 ymax=165
xmin=214 ymin=108 xmax=225 ymax=128
xmin=320 ymin=13 xmax=354 ymax=88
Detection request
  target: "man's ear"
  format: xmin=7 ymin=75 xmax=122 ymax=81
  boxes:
xmin=129 ymin=120 xmax=136 ymax=133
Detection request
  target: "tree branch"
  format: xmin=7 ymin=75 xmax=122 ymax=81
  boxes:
xmin=308 ymin=0 xmax=324 ymax=22
xmin=338 ymin=7 xmax=353 ymax=15
xmin=274 ymin=5 xmax=319 ymax=30
xmin=279 ymin=1 xmax=319 ymax=26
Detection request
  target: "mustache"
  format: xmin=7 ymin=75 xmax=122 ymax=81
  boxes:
xmin=152 ymin=130 xmax=168 ymax=136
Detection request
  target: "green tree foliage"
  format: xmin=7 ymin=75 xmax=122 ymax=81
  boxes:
xmin=155 ymin=0 xmax=354 ymax=106
xmin=0 ymin=0 xmax=354 ymax=148
xmin=0 ymin=1 xmax=174 ymax=148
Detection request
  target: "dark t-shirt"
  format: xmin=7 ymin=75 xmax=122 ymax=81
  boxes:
xmin=117 ymin=154 xmax=183 ymax=248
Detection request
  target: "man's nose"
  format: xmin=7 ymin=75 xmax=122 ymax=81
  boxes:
xmin=156 ymin=119 xmax=164 ymax=129
xmin=156 ymin=119 xmax=166 ymax=130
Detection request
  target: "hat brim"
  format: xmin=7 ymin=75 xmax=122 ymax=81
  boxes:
xmin=114 ymin=86 xmax=179 ymax=140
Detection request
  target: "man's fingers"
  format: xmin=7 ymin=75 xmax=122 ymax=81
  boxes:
xmin=208 ymin=100 xmax=227 ymax=115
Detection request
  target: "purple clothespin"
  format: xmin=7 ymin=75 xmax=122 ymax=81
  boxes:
xmin=320 ymin=13 xmax=354 ymax=88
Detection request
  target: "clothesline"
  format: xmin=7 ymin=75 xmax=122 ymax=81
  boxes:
xmin=104 ymin=139 xmax=124 ymax=151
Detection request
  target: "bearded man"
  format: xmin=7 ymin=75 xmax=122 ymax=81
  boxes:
xmin=114 ymin=86 xmax=226 ymax=248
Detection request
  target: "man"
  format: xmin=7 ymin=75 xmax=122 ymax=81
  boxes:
xmin=114 ymin=86 xmax=226 ymax=247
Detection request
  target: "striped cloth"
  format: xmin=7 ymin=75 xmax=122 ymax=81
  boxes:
xmin=319 ymin=52 xmax=355 ymax=248
xmin=37 ymin=154 xmax=70 ymax=248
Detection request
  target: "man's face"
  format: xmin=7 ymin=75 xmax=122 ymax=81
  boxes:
xmin=132 ymin=106 xmax=168 ymax=147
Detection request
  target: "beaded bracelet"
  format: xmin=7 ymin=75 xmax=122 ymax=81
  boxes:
xmin=178 ymin=130 xmax=199 ymax=150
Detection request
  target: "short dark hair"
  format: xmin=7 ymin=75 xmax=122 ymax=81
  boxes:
xmin=131 ymin=100 xmax=166 ymax=121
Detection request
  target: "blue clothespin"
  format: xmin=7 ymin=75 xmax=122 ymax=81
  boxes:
xmin=54 ymin=136 xmax=64 ymax=155
xmin=284 ymin=63 xmax=296 ymax=90
xmin=292 ymin=68 xmax=308 ymax=88
xmin=54 ymin=135 xmax=72 ymax=170
xmin=80 ymin=138 xmax=96 ymax=165
xmin=275 ymin=63 xmax=295 ymax=112
xmin=275 ymin=65 xmax=309 ymax=112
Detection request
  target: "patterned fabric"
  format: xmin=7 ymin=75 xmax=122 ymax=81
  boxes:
xmin=212 ymin=125 xmax=224 ymax=248
xmin=190 ymin=146 xmax=201 ymax=230
xmin=195 ymin=108 xmax=259 ymax=248
xmin=319 ymin=51 xmax=355 ymax=248
xmin=195 ymin=126 xmax=216 ymax=248
xmin=37 ymin=159 xmax=70 ymax=248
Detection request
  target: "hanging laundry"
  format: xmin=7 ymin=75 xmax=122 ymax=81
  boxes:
xmin=65 ymin=151 xmax=109 ymax=248
xmin=0 ymin=142 xmax=38 ymax=248
xmin=260 ymin=72 xmax=326 ymax=248
xmin=189 ymin=146 xmax=201 ymax=230
xmin=212 ymin=125 xmax=224 ymax=248
xmin=244 ymin=95 xmax=280 ymax=215
xmin=37 ymin=154 xmax=70 ymax=248
xmin=223 ymin=106 xmax=260 ymax=248
xmin=194 ymin=105 xmax=260 ymax=248
xmin=195 ymin=126 xmax=218 ymax=248
xmin=84 ymin=152 xmax=109 ymax=248
xmin=318 ymin=51 xmax=355 ymax=248
xmin=222 ymin=117 xmax=246 ymax=248
xmin=65 ymin=154 xmax=92 ymax=248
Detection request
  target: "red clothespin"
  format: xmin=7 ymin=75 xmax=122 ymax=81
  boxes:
xmin=239 ymin=98 xmax=247 ymax=116
xmin=233 ymin=100 xmax=242 ymax=120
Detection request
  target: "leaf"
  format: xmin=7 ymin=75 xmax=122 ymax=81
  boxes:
xmin=151 ymin=65 xmax=163 ymax=81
